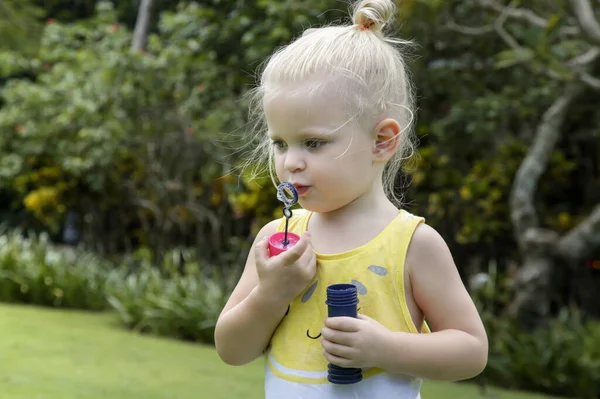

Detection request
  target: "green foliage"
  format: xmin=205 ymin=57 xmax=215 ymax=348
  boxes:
xmin=32 ymin=0 xmax=100 ymax=23
xmin=34 ymin=0 xmax=179 ymax=29
xmin=472 ymin=268 xmax=600 ymax=399
xmin=398 ymin=1 xmax=598 ymax=295
xmin=0 ymin=51 xmax=41 ymax=80
xmin=0 ymin=0 xmax=347 ymax=257
xmin=404 ymin=139 xmax=576 ymax=254
xmin=480 ymin=310 xmax=600 ymax=399
xmin=0 ymin=227 xmax=111 ymax=309
xmin=0 ymin=0 xmax=45 ymax=54
xmin=0 ymin=226 xmax=237 ymax=344
xmin=495 ymin=48 xmax=536 ymax=69
xmin=105 ymin=247 xmax=236 ymax=344
xmin=0 ymin=2 xmax=240 ymax=255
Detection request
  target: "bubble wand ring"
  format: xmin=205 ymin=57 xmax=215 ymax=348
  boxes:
xmin=268 ymin=182 xmax=301 ymax=256
xmin=276 ymin=182 xmax=298 ymax=245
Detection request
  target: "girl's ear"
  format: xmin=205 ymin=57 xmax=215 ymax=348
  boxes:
xmin=372 ymin=118 xmax=401 ymax=162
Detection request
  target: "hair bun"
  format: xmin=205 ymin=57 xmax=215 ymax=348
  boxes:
xmin=352 ymin=0 xmax=396 ymax=33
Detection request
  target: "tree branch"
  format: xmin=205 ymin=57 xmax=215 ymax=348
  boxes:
xmin=445 ymin=18 xmax=494 ymax=35
xmin=570 ymin=0 xmax=600 ymax=46
xmin=558 ymin=204 xmax=600 ymax=260
xmin=131 ymin=0 xmax=155 ymax=52
xmin=478 ymin=0 xmax=548 ymax=27
xmin=495 ymin=6 xmax=522 ymax=49
xmin=568 ymin=47 xmax=600 ymax=66
xmin=469 ymin=1 xmax=596 ymax=86
xmin=568 ymin=47 xmax=600 ymax=90
xmin=478 ymin=0 xmax=580 ymax=36
xmin=509 ymin=83 xmax=583 ymax=249
xmin=579 ymin=72 xmax=600 ymax=89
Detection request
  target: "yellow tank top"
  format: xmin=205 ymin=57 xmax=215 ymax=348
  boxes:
xmin=264 ymin=208 xmax=430 ymax=396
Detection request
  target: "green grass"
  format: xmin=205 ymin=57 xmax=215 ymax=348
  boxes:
xmin=0 ymin=303 xmax=558 ymax=399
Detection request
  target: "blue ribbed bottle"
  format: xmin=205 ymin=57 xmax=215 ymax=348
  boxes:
xmin=325 ymin=284 xmax=363 ymax=384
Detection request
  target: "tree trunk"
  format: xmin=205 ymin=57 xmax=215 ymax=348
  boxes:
xmin=509 ymin=83 xmax=582 ymax=249
xmin=131 ymin=0 xmax=155 ymax=52
xmin=509 ymin=254 xmax=554 ymax=329
xmin=509 ymin=81 xmax=600 ymax=326
xmin=507 ymin=83 xmax=582 ymax=327
xmin=508 ymin=227 xmax=560 ymax=325
xmin=557 ymin=204 xmax=600 ymax=261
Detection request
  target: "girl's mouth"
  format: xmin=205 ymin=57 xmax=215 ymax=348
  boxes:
xmin=294 ymin=185 xmax=311 ymax=196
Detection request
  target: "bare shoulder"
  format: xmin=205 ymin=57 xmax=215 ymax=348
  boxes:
xmin=406 ymin=222 xmax=455 ymax=273
xmin=257 ymin=218 xmax=282 ymax=238
xmin=405 ymin=222 xmax=486 ymax=338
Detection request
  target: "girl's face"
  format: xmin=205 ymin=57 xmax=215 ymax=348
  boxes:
xmin=264 ymin=84 xmax=380 ymax=214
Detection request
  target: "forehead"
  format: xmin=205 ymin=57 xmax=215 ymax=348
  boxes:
xmin=263 ymin=82 xmax=358 ymax=138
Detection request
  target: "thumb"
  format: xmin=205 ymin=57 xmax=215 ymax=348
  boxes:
xmin=280 ymin=232 xmax=311 ymax=262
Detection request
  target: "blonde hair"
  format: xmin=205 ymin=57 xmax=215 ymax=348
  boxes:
xmin=239 ymin=0 xmax=417 ymax=207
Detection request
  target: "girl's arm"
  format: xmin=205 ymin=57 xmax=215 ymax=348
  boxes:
xmin=214 ymin=220 xmax=288 ymax=366
xmin=214 ymin=219 xmax=317 ymax=366
xmin=380 ymin=223 xmax=488 ymax=381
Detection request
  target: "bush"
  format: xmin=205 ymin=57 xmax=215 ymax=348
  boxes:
xmin=0 ymin=226 xmax=111 ymax=310
xmin=471 ymin=268 xmax=600 ymax=399
xmin=480 ymin=309 xmax=600 ymax=399
xmin=0 ymin=0 xmax=345 ymax=261
xmin=0 ymin=228 xmax=236 ymax=345
xmin=105 ymin=247 xmax=236 ymax=344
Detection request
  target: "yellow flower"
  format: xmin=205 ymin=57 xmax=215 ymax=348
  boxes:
xmin=23 ymin=187 xmax=59 ymax=214
xmin=558 ymin=212 xmax=570 ymax=229
xmin=459 ymin=186 xmax=472 ymax=200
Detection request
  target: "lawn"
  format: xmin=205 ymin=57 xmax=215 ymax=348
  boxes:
xmin=0 ymin=303 xmax=558 ymax=399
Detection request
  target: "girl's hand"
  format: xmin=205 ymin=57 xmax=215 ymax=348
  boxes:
xmin=254 ymin=232 xmax=317 ymax=305
xmin=321 ymin=314 xmax=392 ymax=369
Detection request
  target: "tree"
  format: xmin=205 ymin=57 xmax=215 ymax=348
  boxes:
xmin=450 ymin=0 xmax=600 ymax=326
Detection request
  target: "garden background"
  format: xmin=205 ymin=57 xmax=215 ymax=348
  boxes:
xmin=1 ymin=0 xmax=599 ymax=398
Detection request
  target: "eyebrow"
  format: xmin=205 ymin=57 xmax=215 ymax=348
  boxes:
xmin=269 ymin=128 xmax=336 ymax=141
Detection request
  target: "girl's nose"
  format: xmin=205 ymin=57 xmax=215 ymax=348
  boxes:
xmin=284 ymin=148 xmax=306 ymax=172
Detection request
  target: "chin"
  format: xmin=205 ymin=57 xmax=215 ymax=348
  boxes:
xmin=298 ymin=199 xmax=346 ymax=214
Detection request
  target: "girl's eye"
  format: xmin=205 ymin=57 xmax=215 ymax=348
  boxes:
xmin=305 ymin=139 xmax=326 ymax=149
xmin=272 ymin=140 xmax=287 ymax=149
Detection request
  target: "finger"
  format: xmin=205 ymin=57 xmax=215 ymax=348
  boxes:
xmin=298 ymin=240 xmax=316 ymax=268
xmin=306 ymin=249 xmax=317 ymax=270
xmin=254 ymin=236 xmax=269 ymax=264
xmin=321 ymin=327 xmax=354 ymax=346
xmin=321 ymin=338 xmax=355 ymax=359
xmin=324 ymin=316 xmax=361 ymax=332
xmin=280 ymin=232 xmax=311 ymax=263
xmin=323 ymin=350 xmax=354 ymax=368
xmin=357 ymin=313 xmax=373 ymax=321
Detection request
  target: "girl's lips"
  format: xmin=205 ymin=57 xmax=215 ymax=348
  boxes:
xmin=294 ymin=185 xmax=311 ymax=196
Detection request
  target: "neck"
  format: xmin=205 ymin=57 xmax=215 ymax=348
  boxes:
xmin=313 ymin=179 xmax=398 ymax=226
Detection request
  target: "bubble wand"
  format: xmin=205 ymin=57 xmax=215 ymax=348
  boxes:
xmin=277 ymin=182 xmax=297 ymax=245
xmin=268 ymin=182 xmax=301 ymax=257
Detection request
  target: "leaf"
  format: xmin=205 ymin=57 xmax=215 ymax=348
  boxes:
xmin=546 ymin=14 xmax=560 ymax=31
xmin=494 ymin=48 xmax=535 ymax=69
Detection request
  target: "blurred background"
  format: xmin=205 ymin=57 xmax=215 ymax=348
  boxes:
xmin=0 ymin=0 xmax=599 ymax=398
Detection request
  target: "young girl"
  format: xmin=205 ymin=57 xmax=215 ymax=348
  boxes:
xmin=214 ymin=0 xmax=488 ymax=397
